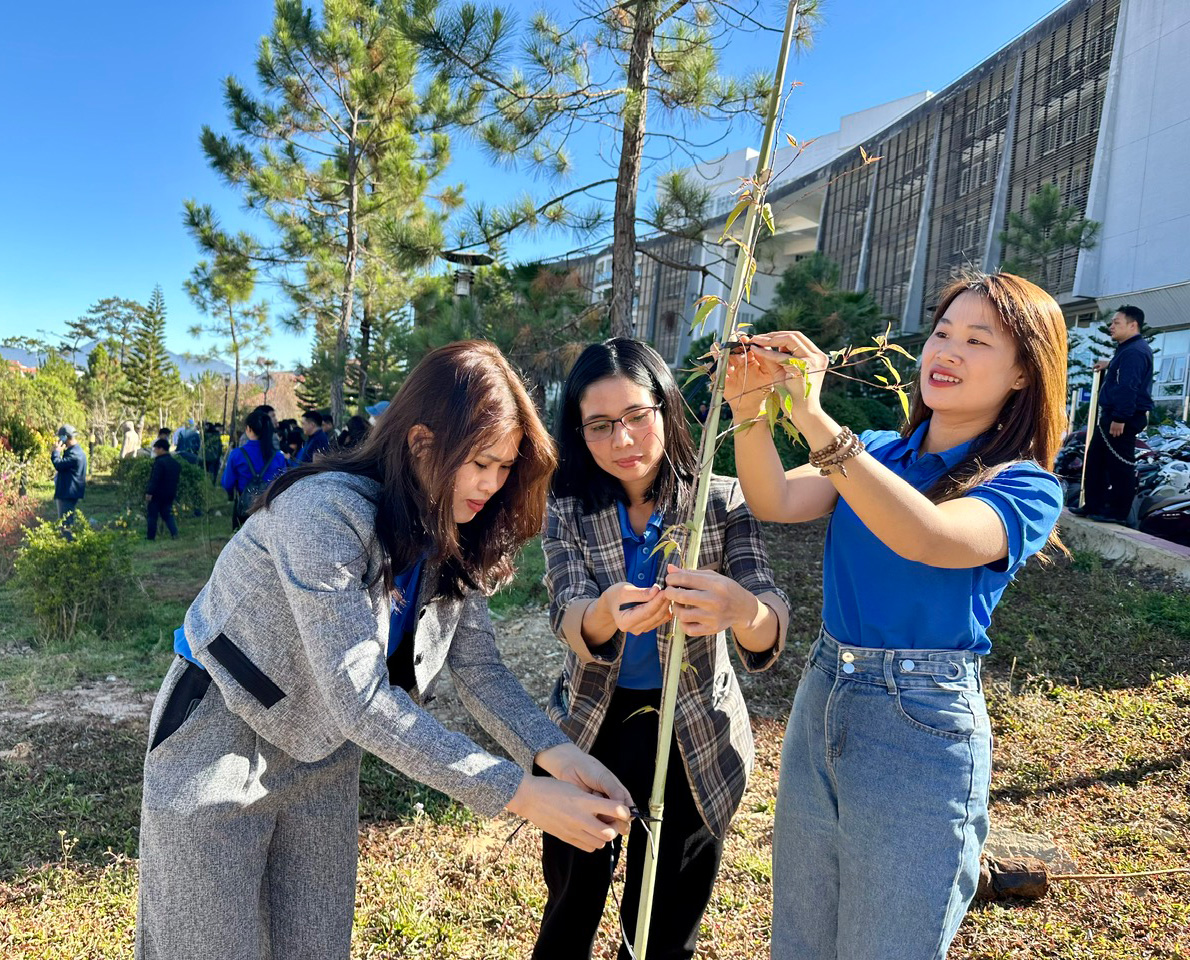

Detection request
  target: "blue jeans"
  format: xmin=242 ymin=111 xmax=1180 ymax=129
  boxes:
xmin=772 ymin=628 xmax=991 ymax=960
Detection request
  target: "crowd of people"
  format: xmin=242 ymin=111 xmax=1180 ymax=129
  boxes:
xmin=133 ymin=270 xmax=1072 ymax=960
xmin=97 ymin=405 xmax=374 ymax=542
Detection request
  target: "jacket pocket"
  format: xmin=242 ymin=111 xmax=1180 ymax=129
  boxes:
xmin=150 ymin=661 xmax=212 ymax=751
xmin=208 ymin=633 xmax=287 ymax=708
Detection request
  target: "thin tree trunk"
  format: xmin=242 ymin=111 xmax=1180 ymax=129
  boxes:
xmin=333 ymin=135 xmax=361 ymax=425
xmin=358 ymin=295 xmax=372 ymax=413
xmin=609 ymin=2 xmax=657 ymax=338
xmin=230 ymin=307 xmax=241 ymax=442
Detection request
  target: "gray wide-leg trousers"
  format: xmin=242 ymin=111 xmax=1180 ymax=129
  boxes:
xmin=136 ymin=656 xmax=362 ymax=960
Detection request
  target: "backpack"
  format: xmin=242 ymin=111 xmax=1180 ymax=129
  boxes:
xmin=233 ymin=450 xmax=273 ymax=528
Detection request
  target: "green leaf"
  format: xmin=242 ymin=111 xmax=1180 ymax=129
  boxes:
xmin=761 ymin=202 xmax=776 ymax=236
xmin=682 ymin=366 xmax=708 ymax=388
xmin=896 ymin=387 xmax=911 ymax=423
xmin=879 ymin=355 xmax=901 ymax=383
xmin=778 ymin=418 xmax=803 ymax=445
xmin=681 ymin=661 xmax=700 ymax=677
xmin=623 ymin=705 xmax=659 ymax=722
xmin=884 ymin=342 xmax=917 ymax=361
xmin=691 ymin=299 xmax=718 ymax=334
xmin=874 ymin=374 xmax=888 ymax=384
xmin=765 ymin=391 xmax=779 ymax=431
xmin=720 ymin=198 xmax=751 ymax=240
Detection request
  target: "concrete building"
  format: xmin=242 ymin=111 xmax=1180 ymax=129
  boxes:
xmin=554 ymin=0 xmax=1190 ymax=418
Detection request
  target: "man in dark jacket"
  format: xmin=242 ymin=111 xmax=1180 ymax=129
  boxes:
xmin=145 ymin=438 xmax=182 ymax=540
xmin=293 ymin=409 xmax=330 ymax=463
xmin=1077 ymin=305 xmax=1154 ymax=523
xmin=51 ymin=424 xmax=87 ymax=536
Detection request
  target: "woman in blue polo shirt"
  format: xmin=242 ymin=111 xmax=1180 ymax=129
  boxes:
xmin=725 ymin=272 xmax=1068 ymax=960
xmin=221 ymin=409 xmax=288 ymax=528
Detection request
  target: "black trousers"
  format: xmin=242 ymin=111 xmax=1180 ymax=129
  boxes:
xmin=147 ymin=497 xmax=178 ymax=540
xmin=532 ymin=687 xmax=724 ymax=960
xmin=1083 ymin=412 xmax=1146 ymax=520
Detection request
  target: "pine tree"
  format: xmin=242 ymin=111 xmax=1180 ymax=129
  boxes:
xmin=194 ymin=0 xmax=467 ymax=424
xmin=1000 ymin=183 xmax=1100 ymax=293
xmin=184 ymin=212 xmax=271 ymax=442
xmin=123 ymin=286 xmax=181 ymax=431
xmin=400 ymin=0 xmax=821 ymax=336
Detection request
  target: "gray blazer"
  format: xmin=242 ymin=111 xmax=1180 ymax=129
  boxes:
xmin=183 ymin=471 xmax=569 ymax=817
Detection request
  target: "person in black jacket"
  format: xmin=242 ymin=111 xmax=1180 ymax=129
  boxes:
xmin=1075 ymin=304 xmax=1154 ymax=522
xmin=145 ymin=438 xmax=182 ymax=540
xmin=51 ymin=424 xmax=87 ymax=536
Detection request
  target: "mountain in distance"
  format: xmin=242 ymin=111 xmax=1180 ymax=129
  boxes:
xmin=0 ymin=339 xmax=288 ymax=380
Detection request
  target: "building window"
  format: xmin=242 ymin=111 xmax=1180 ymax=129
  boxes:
xmin=1061 ymin=112 xmax=1079 ymax=146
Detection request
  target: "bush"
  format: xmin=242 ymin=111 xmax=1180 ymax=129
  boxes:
xmin=90 ymin=444 xmax=120 ymax=475
xmin=111 ymin=456 xmax=219 ymax=515
xmin=12 ymin=514 xmax=134 ymax=644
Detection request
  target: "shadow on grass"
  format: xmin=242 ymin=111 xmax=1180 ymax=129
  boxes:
xmin=990 ymin=746 xmax=1190 ymax=804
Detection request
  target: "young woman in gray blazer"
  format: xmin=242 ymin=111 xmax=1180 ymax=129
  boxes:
xmin=136 ymin=341 xmax=633 ymax=960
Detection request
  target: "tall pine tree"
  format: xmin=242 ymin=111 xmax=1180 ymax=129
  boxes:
xmin=123 ymin=286 xmax=181 ymax=431
xmin=194 ymin=0 xmax=468 ymax=423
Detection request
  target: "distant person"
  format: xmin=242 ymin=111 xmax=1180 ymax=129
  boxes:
xmin=322 ymin=412 xmax=337 ymax=450
xmin=243 ymin=406 xmax=281 ymax=453
xmin=294 ymin=410 xmax=331 ymax=463
xmin=119 ymin=421 xmax=142 ymax=460
xmin=337 ymin=415 xmax=370 ymax=450
xmin=51 ymin=424 xmax=87 ymax=534
xmin=203 ymin=423 xmax=223 ymax=485
xmin=221 ymin=409 xmax=288 ymax=529
xmin=145 ymin=438 xmax=182 ymax=541
xmin=157 ymin=428 xmax=172 ymax=451
xmin=1074 ymin=305 xmax=1155 ymax=523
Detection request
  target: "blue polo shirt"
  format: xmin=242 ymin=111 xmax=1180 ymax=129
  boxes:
xmin=616 ymin=500 xmax=665 ymax=689
xmin=822 ymin=421 xmax=1063 ymax=654
xmin=388 ymin=560 xmax=424 ymax=657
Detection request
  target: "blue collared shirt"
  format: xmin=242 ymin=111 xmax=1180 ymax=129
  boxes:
xmin=174 ymin=626 xmax=202 ymax=668
xmin=615 ymin=500 xmax=666 ymax=689
xmin=822 ymin=420 xmax=1062 ymax=654
xmin=388 ymin=560 xmax=424 ymax=658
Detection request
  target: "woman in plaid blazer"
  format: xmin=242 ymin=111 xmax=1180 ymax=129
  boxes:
xmin=532 ymin=338 xmax=790 ymax=960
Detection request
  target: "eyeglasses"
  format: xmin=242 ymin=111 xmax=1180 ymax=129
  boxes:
xmin=579 ymin=405 xmax=662 ymax=442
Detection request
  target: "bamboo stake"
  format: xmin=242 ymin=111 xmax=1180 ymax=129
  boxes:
xmin=629 ymin=5 xmax=802 ymax=957
xmin=1078 ymin=368 xmax=1102 ymax=509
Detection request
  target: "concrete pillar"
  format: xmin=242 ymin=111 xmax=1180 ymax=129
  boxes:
xmin=902 ymin=112 xmax=943 ymax=333
xmin=982 ymin=53 xmax=1025 ymax=271
xmin=855 ymin=148 xmax=882 ymax=292
xmin=1073 ymin=0 xmax=1130 ymax=299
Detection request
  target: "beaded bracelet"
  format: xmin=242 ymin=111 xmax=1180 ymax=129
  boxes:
xmin=809 ymin=426 xmax=866 ymax=477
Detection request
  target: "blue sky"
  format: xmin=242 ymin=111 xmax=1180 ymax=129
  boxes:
xmin=0 ymin=0 xmax=1063 ymax=372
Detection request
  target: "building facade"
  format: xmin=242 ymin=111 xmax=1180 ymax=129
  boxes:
xmin=551 ymin=0 xmax=1190 ymax=418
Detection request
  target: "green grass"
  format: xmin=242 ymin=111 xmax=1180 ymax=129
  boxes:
xmin=0 ymin=477 xmax=232 ymax=700
xmin=488 ymin=538 xmax=548 ymax=616
xmin=2 ymin=497 xmax=1188 ymax=958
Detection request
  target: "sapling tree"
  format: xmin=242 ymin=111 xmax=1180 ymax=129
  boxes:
xmin=628 ymin=5 xmax=911 ymax=956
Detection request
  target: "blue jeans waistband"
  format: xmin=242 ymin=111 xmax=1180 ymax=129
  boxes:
xmin=810 ymin=626 xmax=982 ymax=694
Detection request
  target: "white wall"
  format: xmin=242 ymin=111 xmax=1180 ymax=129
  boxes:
xmin=1080 ymin=0 xmax=1190 ymax=299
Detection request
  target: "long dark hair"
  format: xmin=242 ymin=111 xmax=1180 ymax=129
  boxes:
xmin=905 ymin=271 xmax=1068 ymax=554
xmin=552 ymin=338 xmax=698 ymax=512
xmin=264 ymin=341 xmax=556 ymax=595
xmin=244 ymin=408 xmax=275 ymax=463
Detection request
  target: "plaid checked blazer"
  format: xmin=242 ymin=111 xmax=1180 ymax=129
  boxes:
xmin=542 ymin=475 xmax=790 ymax=837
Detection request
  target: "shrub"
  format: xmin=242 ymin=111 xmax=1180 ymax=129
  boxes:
xmin=90 ymin=444 xmax=120 ymax=475
xmin=111 ymin=456 xmax=219 ymax=515
xmin=12 ymin=514 xmax=134 ymax=644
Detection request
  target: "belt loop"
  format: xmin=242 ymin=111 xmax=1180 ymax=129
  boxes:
xmin=882 ymin=650 xmax=897 ymax=695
